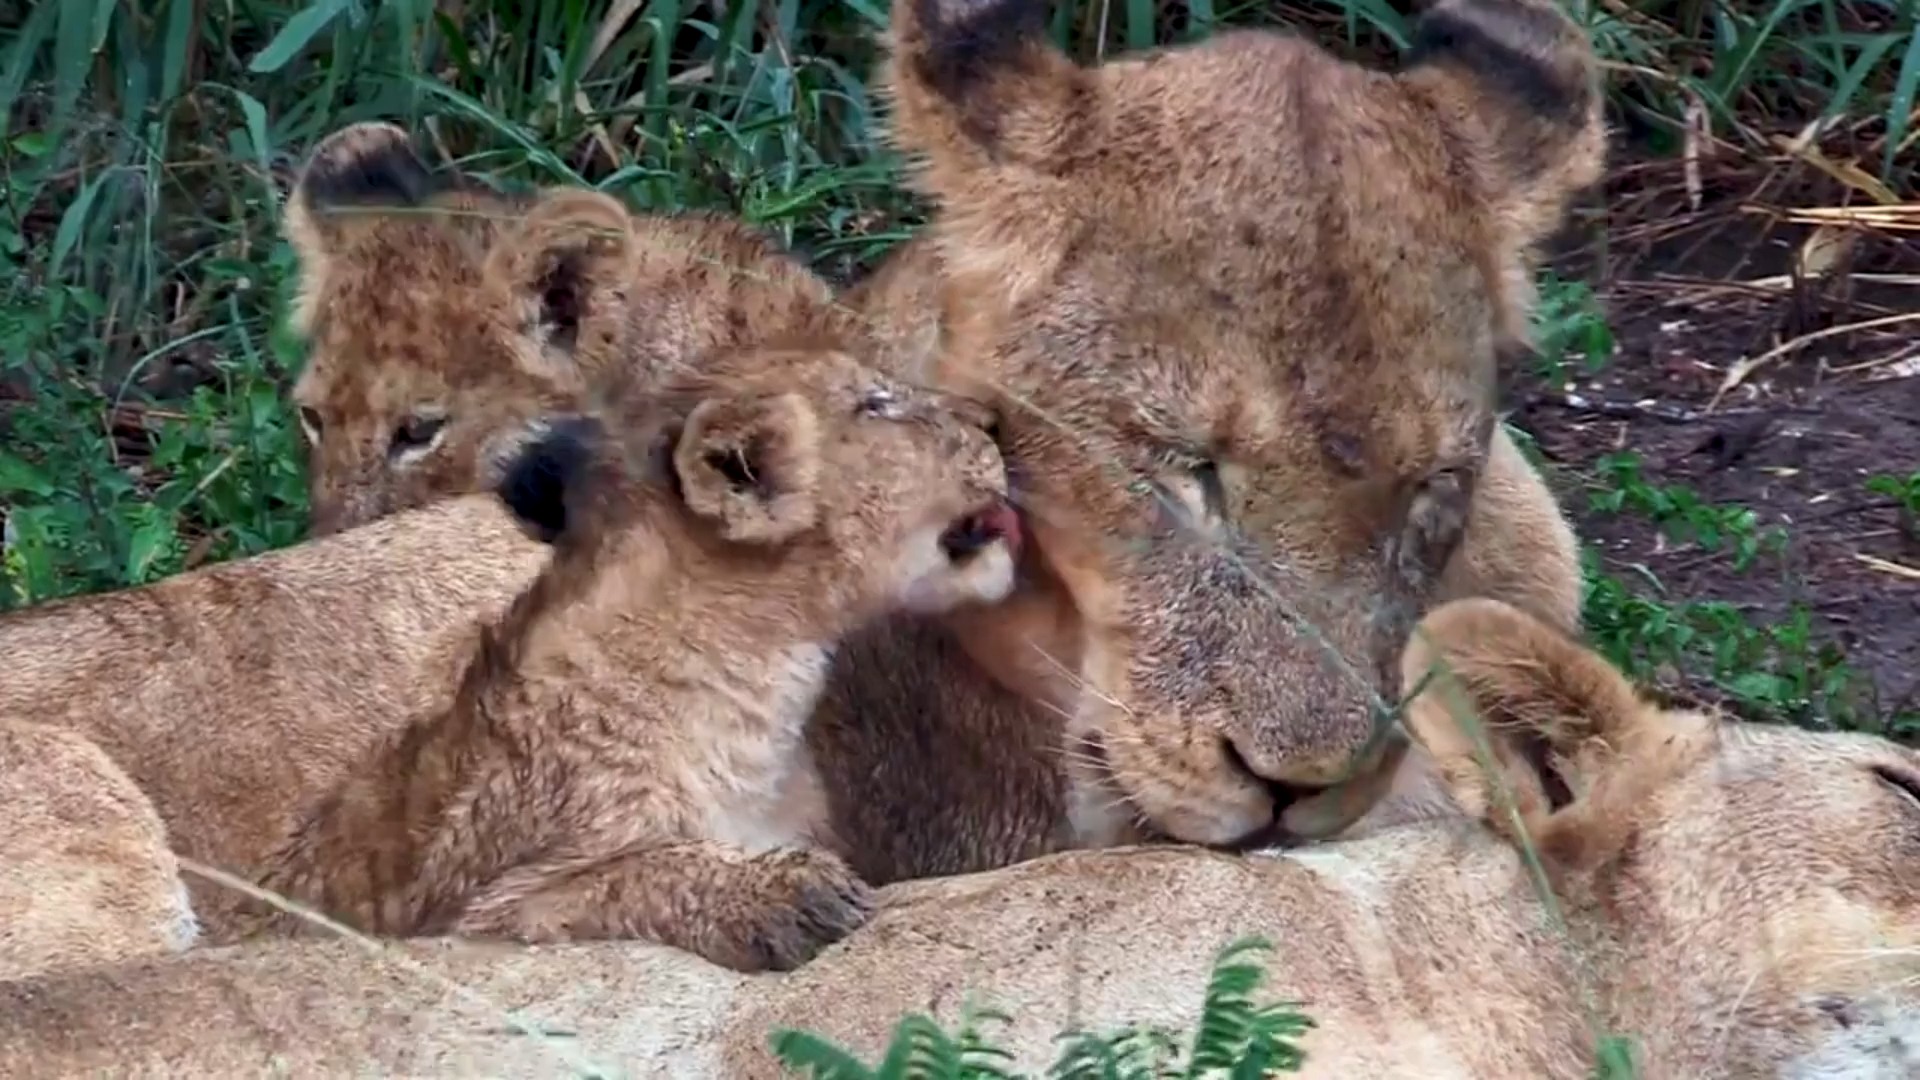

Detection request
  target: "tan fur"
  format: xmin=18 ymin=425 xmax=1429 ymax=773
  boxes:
xmin=285 ymin=124 xmax=843 ymax=536
xmin=0 ymin=0 xmax=1605 ymax=955
xmin=0 ymin=495 xmax=550 ymax=941
xmin=8 ymin=599 xmax=1918 ymax=1079
xmin=0 ymin=720 xmax=197 ymax=981
xmin=243 ymin=348 xmax=1018 ymax=972
xmin=846 ymin=230 xmax=1583 ymax=630
xmin=269 ymin=43 xmax=1594 ymax=883
xmin=874 ymin=0 xmax=1605 ymax=849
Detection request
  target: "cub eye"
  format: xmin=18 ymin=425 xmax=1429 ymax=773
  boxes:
xmin=1873 ymin=766 xmax=1920 ymax=813
xmin=298 ymin=406 xmax=324 ymax=443
xmin=390 ymin=412 xmax=448 ymax=460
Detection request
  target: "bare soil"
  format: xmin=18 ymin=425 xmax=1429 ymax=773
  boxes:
xmin=1513 ymin=156 xmax=1920 ymax=732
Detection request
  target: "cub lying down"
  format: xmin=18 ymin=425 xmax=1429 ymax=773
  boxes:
xmin=0 ymin=721 xmax=198 ymax=982
xmin=9 ymin=597 xmax=1918 ymax=1079
xmin=243 ymin=346 xmax=1019 ymax=972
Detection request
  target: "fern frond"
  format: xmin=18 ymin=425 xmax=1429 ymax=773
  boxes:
xmin=769 ymin=1028 xmax=883 ymax=1080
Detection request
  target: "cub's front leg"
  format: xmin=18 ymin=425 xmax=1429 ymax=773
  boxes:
xmin=451 ymin=840 xmax=875 ymax=972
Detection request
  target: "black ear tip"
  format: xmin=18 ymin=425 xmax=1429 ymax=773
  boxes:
xmin=909 ymin=0 xmax=1048 ymax=99
xmin=497 ymin=417 xmax=602 ymax=543
xmin=299 ymin=122 xmax=437 ymax=212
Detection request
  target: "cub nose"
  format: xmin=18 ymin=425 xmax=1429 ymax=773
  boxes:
xmin=940 ymin=502 xmax=1022 ymax=561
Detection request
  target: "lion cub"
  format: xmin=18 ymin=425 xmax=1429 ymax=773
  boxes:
xmin=248 ymin=346 xmax=1018 ymax=972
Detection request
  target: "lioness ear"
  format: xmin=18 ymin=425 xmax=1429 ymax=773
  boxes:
xmin=672 ymin=393 xmax=821 ymax=545
xmin=882 ymin=0 xmax=1091 ymax=338
xmin=1398 ymin=597 xmax=1713 ymax=873
xmin=884 ymin=0 xmax=1087 ymax=168
xmin=1399 ymin=0 xmax=1606 ymax=254
xmin=495 ymin=416 xmax=604 ymax=544
xmin=284 ymin=122 xmax=438 ymax=336
xmin=484 ymin=188 xmax=637 ymax=381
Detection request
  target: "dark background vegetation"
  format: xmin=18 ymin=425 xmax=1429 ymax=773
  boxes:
xmin=1 ymin=0 xmax=1915 ymax=736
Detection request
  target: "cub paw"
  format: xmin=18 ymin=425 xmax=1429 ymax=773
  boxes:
xmin=717 ymin=849 xmax=875 ymax=973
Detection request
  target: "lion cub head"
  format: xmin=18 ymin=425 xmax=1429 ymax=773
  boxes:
xmin=283 ymin=122 xmax=838 ymax=536
xmin=881 ymin=0 xmax=1606 ymax=849
xmin=501 ymin=346 xmax=1019 ymax=632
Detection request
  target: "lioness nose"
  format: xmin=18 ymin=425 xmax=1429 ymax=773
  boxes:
xmin=1220 ymin=736 xmax=1336 ymax=817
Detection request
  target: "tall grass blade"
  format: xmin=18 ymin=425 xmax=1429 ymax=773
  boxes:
xmin=248 ymin=0 xmax=351 ymax=74
xmin=1885 ymin=12 xmax=1920 ymax=180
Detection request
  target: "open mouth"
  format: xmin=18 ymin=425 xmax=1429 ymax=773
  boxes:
xmin=940 ymin=499 xmax=1023 ymax=563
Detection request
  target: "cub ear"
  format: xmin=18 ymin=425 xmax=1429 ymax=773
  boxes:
xmin=1397 ymin=597 xmax=1714 ymax=874
xmin=1399 ymin=0 xmax=1607 ymax=250
xmin=483 ymin=188 xmax=637 ymax=381
xmin=495 ymin=416 xmax=605 ymax=544
xmin=672 ymin=393 xmax=822 ymax=545
xmin=284 ymin=121 xmax=438 ymax=336
xmin=285 ymin=122 xmax=435 ymax=263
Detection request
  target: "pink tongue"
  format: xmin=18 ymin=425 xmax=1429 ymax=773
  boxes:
xmin=973 ymin=501 xmax=1022 ymax=560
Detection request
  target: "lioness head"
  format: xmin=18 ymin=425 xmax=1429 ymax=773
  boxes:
xmin=882 ymin=0 xmax=1605 ymax=848
xmin=1403 ymin=597 xmax=1920 ymax=1074
xmin=500 ymin=346 xmax=1018 ymax=629
xmin=284 ymin=122 xmax=838 ymax=536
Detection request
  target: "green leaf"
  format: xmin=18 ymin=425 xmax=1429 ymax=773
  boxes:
xmin=248 ymin=0 xmax=349 ymax=74
xmin=9 ymin=131 xmax=51 ymax=158
xmin=229 ymin=88 xmax=276 ymax=203
xmin=159 ymin=0 xmax=198 ymax=103
xmin=125 ymin=517 xmax=177 ymax=584
xmin=50 ymin=171 xmax=111 ymax=273
xmin=767 ymin=1029 xmax=879 ymax=1080
xmin=1884 ymin=10 xmax=1920 ymax=181
xmin=0 ymin=0 xmax=60 ymax=128
xmin=0 ymin=450 xmax=53 ymax=497
xmin=1726 ymin=671 xmax=1788 ymax=704
xmin=88 ymin=0 xmax=117 ymax=51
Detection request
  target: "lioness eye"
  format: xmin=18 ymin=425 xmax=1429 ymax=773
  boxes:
xmin=1190 ymin=460 xmax=1226 ymax=517
xmin=390 ymin=412 xmax=447 ymax=459
xmin=298 ymin=406 xmax=324 ymax=442
xmin=1157 ymin=458 xmax=1226 ymax=525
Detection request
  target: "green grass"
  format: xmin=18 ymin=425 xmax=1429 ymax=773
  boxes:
xmin=768 ymin=935 xmax=1315 ymax=1079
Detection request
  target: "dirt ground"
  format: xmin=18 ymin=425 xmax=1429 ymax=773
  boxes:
xmin=1514 ymin=156 xmax=1919 ymax=732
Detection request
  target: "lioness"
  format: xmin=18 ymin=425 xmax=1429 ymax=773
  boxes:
xmin=247 ymin=346 xmax=1018 ymax=972
xmin=6 ymin=597 xmax=1916 ymax=1078
xmin=869 ymin=0 xmax=1606 ymax=852
xmin=0 ymin=719 xmax=197 ymax=981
